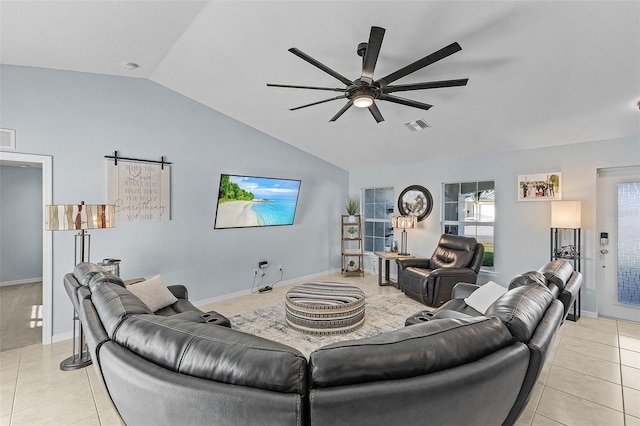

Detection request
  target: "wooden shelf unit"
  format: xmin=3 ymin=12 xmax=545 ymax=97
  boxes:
xmin=341 ymin=214 xmax=364 ymax=277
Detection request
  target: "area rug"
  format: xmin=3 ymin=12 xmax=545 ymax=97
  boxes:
xmin=230 ymin=292 xmax=427 ymax=358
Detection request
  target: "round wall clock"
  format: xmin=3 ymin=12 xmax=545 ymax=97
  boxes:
xmin=397 ymin=185 xmax=433 ymax=222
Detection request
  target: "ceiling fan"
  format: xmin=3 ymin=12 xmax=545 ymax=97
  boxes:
xmin=267 ymin=26 xmax=468 ymax=123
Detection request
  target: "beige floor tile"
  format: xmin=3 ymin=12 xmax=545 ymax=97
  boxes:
xmin=69 ymin=412 xmax=101 ymax=425
xmin=536 ymin=387 xmax=624 ymax=426
xmin=10 ymin=393 xmax=97 ymax=426
xmin=525 ymin=381 xmax=545 ymax=412
xmin=621 ymin=348 xmax=640 ymax=368
xmin=545 ymin=365 xmax=623 ymax=411
xmin=622 ymin=365 xmax=640 ymax=390
xmin=562 ymin=322 xmax=619 ymax=347
xmin=558 ymin=334 xmax=620 ymax=363
xmin=624 ymin=386 xmax=640 ymax=418
xmin=12 ymin=369 xmax=92 ymax=413
xmin=514 ymin=409 xmax=533 ymax=426
xmin=552 ymin=347 xmax=621 ymax=384
xmin=531 ymin=413 xmax=564 ymax=426
xmin=0 ymin=415 xmax=10 ymax=426
xmin=574 ymin=316 xmax=619 ymax=334
xmin=0 ymin=378 xmax=16 ymax=418
xmin=620 ymin=335 xmax=640 ymax=353
xmin=627 ymin=414 xmax=640 ymax=426
xmin=87 ymin=366 xmax=115 ymax=413
xmin=618 ymin=320 xmax=640 ymax=339
xmin=98 ymin=407 xmax=124 ymax=426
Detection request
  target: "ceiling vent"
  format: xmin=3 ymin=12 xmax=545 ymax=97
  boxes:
xmin=404 ymin=119 xmax=431 ymax=132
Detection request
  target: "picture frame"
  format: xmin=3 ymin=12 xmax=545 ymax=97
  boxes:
xmin=518 ymin=172 xmax=562 ymax=201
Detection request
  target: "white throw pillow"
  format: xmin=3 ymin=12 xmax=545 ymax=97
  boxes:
xmin=127 ymin=274 xmax=178 ymax=312
xmin=464 ymin=281 xmax=508 ymax=314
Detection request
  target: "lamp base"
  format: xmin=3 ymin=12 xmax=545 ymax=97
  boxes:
xmin=59 ymin=354 xmax=92 ymax=371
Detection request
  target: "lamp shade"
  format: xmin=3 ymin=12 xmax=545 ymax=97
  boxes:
xmin=551 ymin=201 xmax=581 ymax=228
xmin=45 ymin=204 xmax=115 ymax=231
xmin=392 ymin=215 xmax=417 ymax=229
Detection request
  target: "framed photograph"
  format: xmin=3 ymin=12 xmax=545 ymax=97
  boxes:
xmin=518 ymin=172 xmax=562 ymax=201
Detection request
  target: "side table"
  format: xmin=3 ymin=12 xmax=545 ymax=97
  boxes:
xmin=374 ymin=252 xmax=415 ymax=287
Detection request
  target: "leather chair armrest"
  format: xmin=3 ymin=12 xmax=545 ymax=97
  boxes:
xmin=167 ymin=285 xmax=188 ymax=300
xmin=451 ymin=282 xmax=481 ymax=300
xmin=396 ymin=258 xmax=431 ymax=272
xmin=429 ymin=267 xmax=477 ymax=279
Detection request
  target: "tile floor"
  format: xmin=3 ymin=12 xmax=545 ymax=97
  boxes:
xmin=1 ymin=272 xmax=639 ymax=426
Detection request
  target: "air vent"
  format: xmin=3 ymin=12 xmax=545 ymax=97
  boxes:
xmin=404 ymin=119 xmax=431 ymax=132
xmin=0 ymin=128 xmax=16 ymax=149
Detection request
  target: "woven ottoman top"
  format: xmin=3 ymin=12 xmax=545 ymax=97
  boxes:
xmin=285 ymin=282 xmax=365 ymax=334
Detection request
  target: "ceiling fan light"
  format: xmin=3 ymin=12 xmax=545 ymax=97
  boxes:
xmin=353 ymin=94 xmax=374 ymax=108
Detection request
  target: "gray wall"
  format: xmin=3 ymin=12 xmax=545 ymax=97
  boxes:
xmin=0 ymin=65 xmax=348 ymax=337
xmin=0 ymin=165 xmax=43 ymax=282
xmin=350 ymin=135 xmax=639 ymax=315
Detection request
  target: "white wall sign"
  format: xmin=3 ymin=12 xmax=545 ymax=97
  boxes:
xmin=107 ymin=160 xmax=170 ymax=222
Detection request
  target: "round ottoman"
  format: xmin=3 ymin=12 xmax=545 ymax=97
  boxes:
xmin=285 ymin=282 xmax=365 ymax=334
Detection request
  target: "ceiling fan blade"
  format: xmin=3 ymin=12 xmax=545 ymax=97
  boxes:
xmin=329 ymin=101 xmax=354 ymax=122
xmin=267 ymin=83 xmax=345 ymax=92
xmin=360 ymin=26 xmax=385 ymax=85
xmin=368 ymin=102 xmax=385 ymax=123
xmin=377 ymin=42 xmax=462 ymax=87
xmin=290 ymin=95 xmax=346 ymax=111
xmin=383 ymin=78 xmax=468 ymax=93
xmin=378 ymin=94 xmax=433 ymax=111
xmin=288 ymin=48 xmax=353 ymax=86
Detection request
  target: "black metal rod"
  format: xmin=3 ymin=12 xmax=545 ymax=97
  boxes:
xmin=105 ymin=150 xmax=172 ymax=168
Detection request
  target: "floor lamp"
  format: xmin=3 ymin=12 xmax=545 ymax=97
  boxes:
xmin=392 ymin=215 xmax=417 ymax=256
xmin=45 ymin=202 xmax=115 ymax=370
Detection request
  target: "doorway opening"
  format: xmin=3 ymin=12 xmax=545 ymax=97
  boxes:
xmin=0 ymin=152 xmax=52 ymax=346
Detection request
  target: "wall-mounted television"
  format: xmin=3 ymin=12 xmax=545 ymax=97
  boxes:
xmin=214 ymin=174 xmax=301 ymax=229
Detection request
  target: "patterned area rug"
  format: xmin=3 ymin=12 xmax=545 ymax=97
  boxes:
xmin=230 ymin=292 xmax=427 ymax=358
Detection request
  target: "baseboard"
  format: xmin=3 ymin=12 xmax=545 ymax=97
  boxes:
xmin=193 ymin=268 xmax=341 ymax=308
xmin=580 ymin=310 xmax=597 ymax=319
xmin=0 ymin=277 xmax=43 ymax=287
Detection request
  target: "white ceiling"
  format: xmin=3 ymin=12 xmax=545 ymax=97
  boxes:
xmin=2 ymin=1 xmax=639 ymax=171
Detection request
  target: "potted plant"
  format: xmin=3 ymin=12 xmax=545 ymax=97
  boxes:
xmin=345 ymin=194 xmax=360 ymax=222
xmin=348 ymin=260 xmax=357 ymax=271
xmin=347 ymin=226 xmax=357 ymax=238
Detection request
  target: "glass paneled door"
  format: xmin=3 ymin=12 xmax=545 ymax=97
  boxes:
xmin=597 ymin=166 xmax=640 ymax=322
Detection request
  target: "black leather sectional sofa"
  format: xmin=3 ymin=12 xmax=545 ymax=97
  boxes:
xmin=66 ymin=261 xmax=577 ymax=426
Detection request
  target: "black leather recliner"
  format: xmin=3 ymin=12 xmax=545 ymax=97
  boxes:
xmin=396 ymin=234 xmax=484 ymax=307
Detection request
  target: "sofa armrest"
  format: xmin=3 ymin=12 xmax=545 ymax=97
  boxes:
xmin=428 ymin=267 xmax=479 ymax=307
xmin=167 ymin=285 xmax=188 ymax=300
xmin=431 ymin=309 xmax=475 ymax=320
xmin=452 ymin=283 xmax=481 ymax=300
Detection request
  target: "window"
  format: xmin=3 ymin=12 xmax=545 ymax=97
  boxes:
xmin=362 ymin=187 xmax=394 ymax=253
xmin=443 ymin=181 xmax=495 ymax=270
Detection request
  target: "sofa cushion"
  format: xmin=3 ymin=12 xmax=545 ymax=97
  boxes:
xmin=538 ymin=260 xmax=573 ymax=291
xmin=88 ymin=270 xmax=126 ymax=288
xmin=90 ymin=281 xmax=153 ymax=337
xmin=464 ymin=281 xmax=507 ymax=314
xmin=485 ymin=284 xmax=554 ymax=342
xmin=127 ymin=274 xmax=178 ymax=312
xmin=114 ymin=315 xmax=307 ymax=394
xmin=509 ymin=271 xmax=546 ymax=290
xmin=309 ymin=316 xmax=513 ymax=388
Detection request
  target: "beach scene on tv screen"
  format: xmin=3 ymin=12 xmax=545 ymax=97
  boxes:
xmin=215 ymin=175 xmax=301 ymax=228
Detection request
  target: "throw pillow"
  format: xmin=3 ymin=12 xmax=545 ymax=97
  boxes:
xmin=127 ymin=274 xmax=177 ymax=312
xmin=464 ymin=281 xmax=508 ymax=314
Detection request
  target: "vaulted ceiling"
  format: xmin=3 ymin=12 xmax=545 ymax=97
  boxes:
xmin=1 ymin=1 xmax=638 ymax=170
